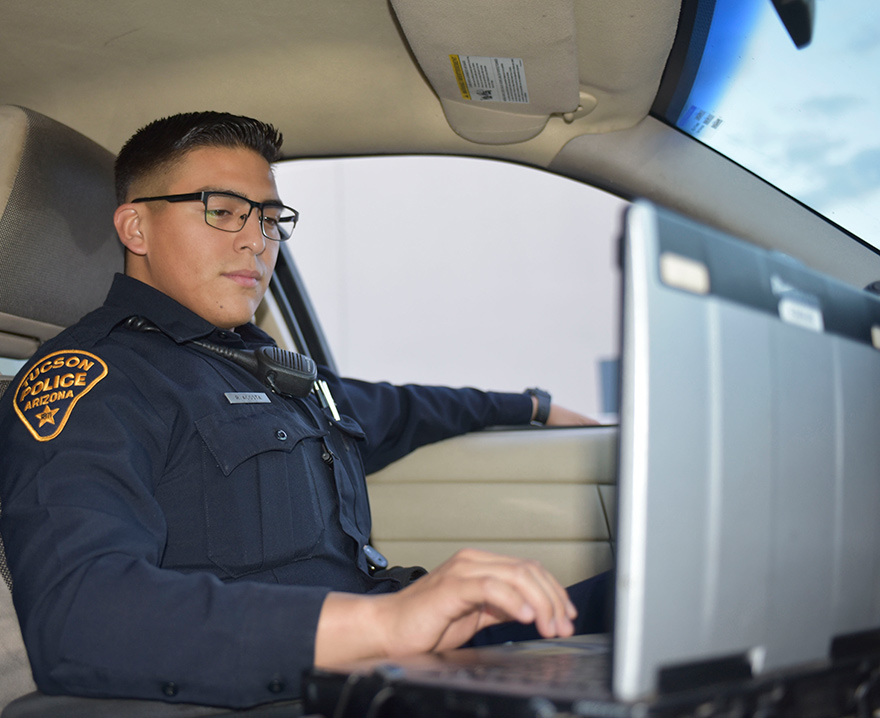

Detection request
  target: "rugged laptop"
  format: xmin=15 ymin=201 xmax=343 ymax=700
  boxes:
xmin=303 ymin=201 xmax=880 ymax=718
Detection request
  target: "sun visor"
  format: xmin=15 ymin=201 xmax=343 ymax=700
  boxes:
xmin=390 ymin=0 xmax=581 ymax=144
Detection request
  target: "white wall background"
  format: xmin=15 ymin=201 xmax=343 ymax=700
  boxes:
xmin=275 ymin=156 xmax=627 ymax=418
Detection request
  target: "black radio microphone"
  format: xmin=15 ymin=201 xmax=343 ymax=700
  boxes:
xmin=123 ymin=316 xmax=317 ymax=398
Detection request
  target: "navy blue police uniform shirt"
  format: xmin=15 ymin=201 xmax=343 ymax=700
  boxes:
xmin=0 ymin=274 xmax=533 ymax=708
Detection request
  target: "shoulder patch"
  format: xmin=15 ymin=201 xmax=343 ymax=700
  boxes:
xmin=13 ymin=350 xmax=108 ymax=442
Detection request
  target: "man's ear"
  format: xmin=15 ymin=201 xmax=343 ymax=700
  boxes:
xmin=114 ymin=205 xmax=148 ymax=256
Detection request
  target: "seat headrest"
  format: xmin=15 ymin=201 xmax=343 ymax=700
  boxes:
xmin=0 ymin=106 xmax=123 ymax=359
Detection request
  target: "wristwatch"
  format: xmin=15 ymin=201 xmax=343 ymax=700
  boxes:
xmin=525 ymin=387 xmax=552 ymax=426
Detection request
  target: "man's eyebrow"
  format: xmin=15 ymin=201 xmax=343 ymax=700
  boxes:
xmin=197 ymin=186 xmax=283 ymax=204
xmin=196 ymin=186 xmax=246 ymax=197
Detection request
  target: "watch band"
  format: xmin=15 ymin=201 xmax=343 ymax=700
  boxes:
xmin=525 ymin=387 xmax=552 ymax=426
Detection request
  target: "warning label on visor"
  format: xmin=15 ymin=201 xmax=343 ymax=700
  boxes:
xmin=449 ymin=55 xmax=529 ymax=104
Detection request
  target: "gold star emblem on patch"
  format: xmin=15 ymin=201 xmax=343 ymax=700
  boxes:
xmin=36 ymin=405 xmax=59 ymax=427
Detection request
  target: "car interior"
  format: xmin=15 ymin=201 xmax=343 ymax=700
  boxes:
xmin=1 ymin=0 xmax=878 ymax=715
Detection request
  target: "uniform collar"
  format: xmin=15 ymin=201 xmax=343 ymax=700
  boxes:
xmin=102 ymin=274 xmax=220 ymax=343
xmin=34 ymin=274 xmax=274 ymax=355
xmin=102 ymin=274 xmax=274 ymax=346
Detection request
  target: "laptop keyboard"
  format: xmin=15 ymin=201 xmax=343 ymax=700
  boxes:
xmin=461 ymin=652 xmax=607 ymax=689
xmin=412 ymin=641 xmax=613 ymax=698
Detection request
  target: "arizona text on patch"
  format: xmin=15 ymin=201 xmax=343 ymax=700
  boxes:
xmin=14 ymin=350 xmax=108 ymax=441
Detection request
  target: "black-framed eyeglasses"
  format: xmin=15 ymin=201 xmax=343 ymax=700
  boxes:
xmin=131 ymin=191 xmax=299 ymax=241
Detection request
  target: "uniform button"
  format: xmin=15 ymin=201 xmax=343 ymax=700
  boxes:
xmin=275 ymin=429 xmax=288 ymax=441
xmin=267 ymin=678 xmax=285 ymax=693
xmin=161 ymin=682 xmax=178 ymax=697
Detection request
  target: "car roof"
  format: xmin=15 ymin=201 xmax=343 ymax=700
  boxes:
xmin=3 ymin=0 xmax=879 ymax=286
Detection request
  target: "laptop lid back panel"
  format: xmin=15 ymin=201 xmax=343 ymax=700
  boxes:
xmin=614 ymin=201 xmax=880 ymax=701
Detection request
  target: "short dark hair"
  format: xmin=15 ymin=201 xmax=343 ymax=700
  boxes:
xmin=114 ymin=111 xmax=283 ymax=204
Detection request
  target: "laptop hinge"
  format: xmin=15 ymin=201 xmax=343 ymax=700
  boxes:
xmin=657 ymin=653 xmax=752 ymax=695
xmin=831 ymin=627 xmax=880 ymax=663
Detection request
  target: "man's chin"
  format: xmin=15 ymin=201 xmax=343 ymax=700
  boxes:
xmin=207 ymin=307 xmax=260 ymax=331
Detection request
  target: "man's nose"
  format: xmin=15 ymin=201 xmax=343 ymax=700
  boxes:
xmin=235 ymin=211 xmax=267 ymax=254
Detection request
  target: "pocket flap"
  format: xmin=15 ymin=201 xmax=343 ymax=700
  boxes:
xmin=330 ymin=414 xmax=366 ymax=440
xmin=195 ymin=404 xmax=326 ymax=476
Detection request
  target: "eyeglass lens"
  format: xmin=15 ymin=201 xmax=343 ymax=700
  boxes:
xmin=204 ymin=193 xmax=295 ymax=240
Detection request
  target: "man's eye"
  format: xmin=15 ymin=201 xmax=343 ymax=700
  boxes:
xmin=207 ymin=208 xmax=232 ymax=218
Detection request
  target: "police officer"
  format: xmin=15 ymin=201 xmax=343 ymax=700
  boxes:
xmin=0 ymin=112 xmax=602 ymax=708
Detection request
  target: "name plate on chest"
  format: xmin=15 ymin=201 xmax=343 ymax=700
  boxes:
xmin=224 ymin=392 xmax=271 ymax=404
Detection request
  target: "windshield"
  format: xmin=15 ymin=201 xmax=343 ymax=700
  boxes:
xmin=654 ymin=0 xmax=880 ymax=251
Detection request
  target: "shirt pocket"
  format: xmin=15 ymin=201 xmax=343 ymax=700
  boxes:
xmin=195 ymin=404 xmax=329 ymax=579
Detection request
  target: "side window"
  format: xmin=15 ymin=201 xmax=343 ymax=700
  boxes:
xmin=275 ymin=156 xmax=627 ymax=421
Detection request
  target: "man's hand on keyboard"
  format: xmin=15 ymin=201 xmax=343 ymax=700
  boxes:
xmin=314 ymin=548 xmax=577 ymax=667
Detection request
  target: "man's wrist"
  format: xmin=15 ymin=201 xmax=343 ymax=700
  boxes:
xmin=524 ymin=388 xmax=552 ymax=426
xmin=316 ymin=592 xmax=390 ymax=666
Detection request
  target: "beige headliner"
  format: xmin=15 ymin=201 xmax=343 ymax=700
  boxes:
xmin=0 ymin=0 xmax=678 ymax=163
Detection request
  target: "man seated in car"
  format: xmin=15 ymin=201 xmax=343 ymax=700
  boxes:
xmin=0 ymin=111 xmax=608 ymax=708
